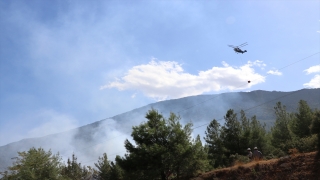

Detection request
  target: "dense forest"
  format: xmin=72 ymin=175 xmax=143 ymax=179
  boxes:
xmin=1 ymin=100 xmax=320 ymax=180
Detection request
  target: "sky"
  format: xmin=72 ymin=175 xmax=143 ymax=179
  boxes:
xmin=0 ymin=0 xmax=319 ymax=150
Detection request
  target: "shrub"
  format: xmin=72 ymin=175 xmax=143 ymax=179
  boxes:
xmin=229 ymin=153 xmax=250 ymax=166
xmin=291 ymin=135 xmax=318 ymax=153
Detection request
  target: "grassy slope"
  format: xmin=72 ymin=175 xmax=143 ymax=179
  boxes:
xmin=191 ymin=151 xmax=320 ymax=180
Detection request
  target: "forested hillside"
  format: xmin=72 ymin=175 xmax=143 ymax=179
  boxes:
xmin=1 ymin=99 xmax=320 ymax=180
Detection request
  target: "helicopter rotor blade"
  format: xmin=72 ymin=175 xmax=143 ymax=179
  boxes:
xmin=239 ymin=43 xmax=248 ymax=47
xmin=238 ymin=42 xmax=248 ymax=47
xmin=228 ymin=45 xmax=236 ymax=48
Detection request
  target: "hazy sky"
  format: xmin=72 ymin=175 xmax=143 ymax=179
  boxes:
xmin=0 ymin=0 xmax=319 ymax=147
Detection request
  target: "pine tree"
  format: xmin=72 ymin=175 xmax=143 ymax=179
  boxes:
xmin=291 ymin=100 xmax=313 ymax=138
xmin=271 ymin=102 xmax=292 ymax=151
xmin=183 ymin=135 xmax=210 ymax=177
xmin=221 ymin=109 xmax=241 ymax=156
xmin=94 ymin=153 xmax=111 ymax=180
xmin=250 ymin=115 xmax=267 ymax=152
xmin=109 ymin=160 xmax=123 ymax=180
xmin=311 ymin=109 xmax=320 ymax=150
xmin=239 ymin=110 xmax=251 ymax=154
xmin=0 ymin=147 xmax=64 ymax=180
xmin=204 ymin=119 xmax=227 ymax=168
xmin=193 ymin=135 xmax=210 ymax=170
xmin=61 ymin=153 xmax=91 ymax=180
xmin=116 ymin=109 xmax=208 ymax=180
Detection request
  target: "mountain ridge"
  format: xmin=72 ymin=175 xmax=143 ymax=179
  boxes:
xmin=1 ymin=88 xmax=319 ymax=172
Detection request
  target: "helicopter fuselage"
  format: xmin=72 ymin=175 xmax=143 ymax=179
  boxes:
xmin=234 ymin=48 xmax=247 ymax=54
xmin=228 ymin=42 xmax=248 ymax=54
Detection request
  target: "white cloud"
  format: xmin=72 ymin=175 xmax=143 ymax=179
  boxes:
xmin=303 ymin=65 xmax=320 ymax=88
xmin=304 ymin=65 xmax=320 ymax=74
xmin=101 ymin=59 xmax=265 ymax=100
xmin=249 ymin=60 xmax=266 ymax=68
xmin=267 ymin=70 xmax=282 ymax=76
xmin=303 ymin=74 xmax=320 ymax=88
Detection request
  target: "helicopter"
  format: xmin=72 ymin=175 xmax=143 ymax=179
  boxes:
xmin=228 ymin=42 xmax=248 ymax=54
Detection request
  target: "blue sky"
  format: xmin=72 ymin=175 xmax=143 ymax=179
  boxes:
xmin=0 ymin=0 xmax=319 ymax=146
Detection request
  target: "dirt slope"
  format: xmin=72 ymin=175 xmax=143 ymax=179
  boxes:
xmin=191 ymin=151 xmax=320 ymax=180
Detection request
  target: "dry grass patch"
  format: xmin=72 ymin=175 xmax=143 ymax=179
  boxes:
xmin=191 ymin=151 xmax=319 ymax=180
xmin=288 ymin=148 xmax=300 ymax=156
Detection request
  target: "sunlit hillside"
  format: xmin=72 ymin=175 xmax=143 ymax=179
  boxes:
xmin=191 ymin=151 xmax=320 ymax=180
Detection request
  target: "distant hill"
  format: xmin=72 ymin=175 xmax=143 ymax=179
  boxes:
xmin=112 ymin=88 xmax=320 ymax=129
xmin=0 ymin=88 xmax=319 ymax=173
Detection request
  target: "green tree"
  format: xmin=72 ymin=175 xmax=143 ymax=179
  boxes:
xmin=205 ymin=110 xmax=267 ymax=168
xmin=116 ymin=109 xmax=208 ymax=180
xmin=61 ymin=154 xmax=92 ymax=180
xmin=271 ymin=102 xmax=292 ymax=151
xmin=291 ymin=100 xmax=313 ymax=138
xmin=180 ymin=135 xmax=210 ymax=178
xmin=221 ymin=109 xmax=241 ymax=157
xmin=94 ymin=153 xmax=111 ymax=180
xmin=94 ymin=153 xmax=123 ymax=180
xmin=311 ymin=109 xmax=320 ymax=150
xmin=204 ymin=119 xmax=227 ymax=168
xmin=0 ymin=147 xmax=64 ymax=180
xmin=239 ymin=110 xmax=251 ymax=154
xmin=249 ymin=115 xmax=267 ymax=152
xmin=109 ymin=160 xmax=123 ymax=180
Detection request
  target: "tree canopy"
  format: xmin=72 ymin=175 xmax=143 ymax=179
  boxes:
xmin=116 ymin=109 xmax=209 ymax=180
xmin=0 ymin=148 xmax=64 ymax=180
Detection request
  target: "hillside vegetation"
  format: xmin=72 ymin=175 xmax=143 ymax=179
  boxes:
xmin=1 ymin=89 xmax=320 ymax=174
xmin=1 ymin=99 xmax=320 ymax=180
xmin=191 ymin=151 xmax=320 ymax=180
